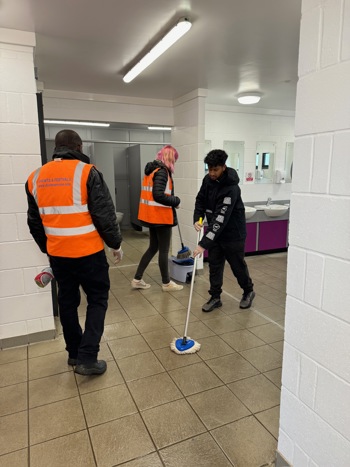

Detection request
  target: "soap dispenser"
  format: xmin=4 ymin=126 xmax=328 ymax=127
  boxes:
xmin=275 ymin=170 xmax=286 ymax=184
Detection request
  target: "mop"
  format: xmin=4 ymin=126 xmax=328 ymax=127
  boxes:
xmin=170 ymin=219 xmax=202 ymax=355
xmin=176 ymin=223 xmax=191 ymax=259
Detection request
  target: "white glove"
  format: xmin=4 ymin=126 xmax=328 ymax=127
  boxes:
xmin=112 ymin=247 xmax=123 ymax=264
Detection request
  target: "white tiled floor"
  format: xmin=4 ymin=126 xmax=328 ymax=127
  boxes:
xmin=0 ymin=229 xmax=286 ymax=467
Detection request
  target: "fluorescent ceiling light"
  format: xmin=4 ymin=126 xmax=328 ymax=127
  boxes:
xmin=148 ymin=126 xmax=172 ymax=131
xmin=44 ymin=120 xmax=110 ymax=127
xmin=236 ymin=92 xmax=262 ymax=105
xmin=123 ymin=18 xmax=192 ymax=83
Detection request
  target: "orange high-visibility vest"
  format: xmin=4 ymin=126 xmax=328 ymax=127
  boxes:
xmin=27 ymin=159 xmax=104 ymax=258
xmin=138 ymin=168 xmax=174 ymax=225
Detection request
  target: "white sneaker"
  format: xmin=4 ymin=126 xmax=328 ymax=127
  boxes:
xmin=162 ymin=280 xmax=183 ymax=292
xmin=131 ymin=279 xmax=151 ymax=289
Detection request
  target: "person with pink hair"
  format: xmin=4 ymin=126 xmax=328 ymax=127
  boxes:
xmin=132 ymin=145 xmax=183 ymax=291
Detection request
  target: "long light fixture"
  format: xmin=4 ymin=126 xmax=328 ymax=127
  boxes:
xmin=44 ymin=120 xmax=110 ymax=127
xmin=123 ymin=18 xmax=192 ymax=83
xmin=236 ymin=92 xmax=262 ymax=105
xmin=148 ymin=126 xmax=172 ymax=131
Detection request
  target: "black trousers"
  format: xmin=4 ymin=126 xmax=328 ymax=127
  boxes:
xmin=50 ymin=250 xmax=110 ymax=364
xmin=135 ymin=226 xmax=172 ymax=284
xmin=208 ymin=240 xmax=253 ymax=299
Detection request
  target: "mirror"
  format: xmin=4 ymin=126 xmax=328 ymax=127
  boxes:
xmin=285 ymin=142 xmax=294 ymax=182
xmin=223 ymin=140 xmax=244 ymax=174
xmin=255 ymin=141 xmax=276 ymax=183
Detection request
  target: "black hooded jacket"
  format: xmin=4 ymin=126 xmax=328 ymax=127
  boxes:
xmin=139 ymin=160 xmax=180 ymax=228
xmin=193 ymin=167 xmax=246 ymax=250
xmin=25 ymin=147 xmax=122 ymax=255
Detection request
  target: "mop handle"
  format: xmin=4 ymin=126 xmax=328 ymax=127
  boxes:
xmin=182 ymin=218 xmax=203 ymax=339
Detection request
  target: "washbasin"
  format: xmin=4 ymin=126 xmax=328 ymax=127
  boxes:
xmin=263 ymin=204 xmax=289 ymax=217
xmin=245 ymin=206 xmax=257 ymax=219
xmin=254 ymin=205 xmax=269 ymax=210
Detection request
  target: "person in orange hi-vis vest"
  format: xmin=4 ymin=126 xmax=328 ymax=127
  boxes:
xmin=26 ymin=129 xmax=123 ymax=376
xmin=132 ymin=145 xmax=183 ymax=292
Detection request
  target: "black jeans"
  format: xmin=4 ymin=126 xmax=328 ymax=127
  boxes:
xmin=208 ymin=240 xmax=253 ymax=299
xmin=134 ymin=226 xmax=172 ymax=284
xmin=50 ymin=250 xmax=110 ymax=364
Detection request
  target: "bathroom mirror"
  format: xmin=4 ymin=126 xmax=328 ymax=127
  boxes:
xmin=255 ymin=141 xmax=276 ymax=183
xmin=223 ymin=140 xmax=244 ymax=175
xmin=285 ymin=142 xmax=294 ymax=182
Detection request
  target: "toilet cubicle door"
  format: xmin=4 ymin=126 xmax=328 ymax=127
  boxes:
xmin=92 ymin=143 xmax=116 ymax=207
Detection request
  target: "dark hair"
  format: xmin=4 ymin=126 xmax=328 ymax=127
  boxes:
xmin=54 ymin=129 xmax=82 ymax=151
xmin=204 ymin=149 xmax=228 ymax=167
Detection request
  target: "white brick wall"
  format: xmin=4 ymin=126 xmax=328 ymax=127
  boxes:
xmin=0 ymin=28 xmax=55 ymax=345
xmin=278 ymin=0 xmax=350 ymax=464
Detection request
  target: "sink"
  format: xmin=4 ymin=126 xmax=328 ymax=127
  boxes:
xmin=254 ymin=205 xmax=269 ymax=210
xmin=263 ymin=205 xmax=289 ymax=217
xmin=245 ymin=206 xmax=257 ymax=219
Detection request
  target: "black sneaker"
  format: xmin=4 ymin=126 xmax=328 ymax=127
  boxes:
xmin=202 ymin=297 xmax=222 ymax=312
xmin=74 ymin=360 xmax=107 ymax=376
xmin=239 ymin=291 xmax=255 ymax=309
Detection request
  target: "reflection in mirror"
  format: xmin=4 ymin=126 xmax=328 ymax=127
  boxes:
xmin=223 ymin=141 xmax=244 ymax=175
xmin=255 ymin=141 xmax=276 ymax=183
xmin=204 ymin=140 xmax=212 ymax=174
xmin=285 ymin=142 xmax=294 ymax=182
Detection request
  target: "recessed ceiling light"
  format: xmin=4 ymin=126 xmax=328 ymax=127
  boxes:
xmin=236 ymin=92 xmax=262 ymax=105
xmin=148 ymin=126 xmax=172 ymax=131
xmin=44 ymin=120 xmax=110 ymax=127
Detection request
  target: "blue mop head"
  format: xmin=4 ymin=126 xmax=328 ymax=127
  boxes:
xmin=170 ymin=337 xmax=201 ymax=354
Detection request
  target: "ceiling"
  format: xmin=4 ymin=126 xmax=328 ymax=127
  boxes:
xmin=1 ymin=0 xmax=301 ymax=112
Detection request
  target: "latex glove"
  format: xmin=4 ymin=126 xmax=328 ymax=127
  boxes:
xmin=194 ymin=221 xmax=203 ymax=232
xmin=193 ymin=245 xmax=205 ymax=258
xmin=112 ymin=247 xmax=123 ymax=264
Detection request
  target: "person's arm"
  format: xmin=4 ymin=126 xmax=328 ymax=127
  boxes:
xmin=87 ymin=167 xmax=122 ymax=250
xmin=193 ymin=180 xmax=206 ymax=224
xmin=25 ymin=181 xmax=47 ymax=253
xmin=152 ymin=168 xmax=180 ymax=207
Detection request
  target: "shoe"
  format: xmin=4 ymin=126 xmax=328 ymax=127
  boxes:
xmin=74 ymin=360 xmax=107 ymax=376
xmin=239 ymin=291 xmax=255 ymax=309
xmin=67 ymin=357 xmax=77 ymax=366
xmin=162 ymin=280 xmax=183 ymax=292
xmin=202 ymin=297 xmax=222 ymax=312
xmin=131 ymin=279 xmax=151 ymax=289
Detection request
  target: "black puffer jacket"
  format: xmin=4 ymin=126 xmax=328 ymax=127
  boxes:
xmin=139 ymin=160 xmax=180 ymax=228
xmin=25 ymin=147 xmax=122 ymax=255
xmin=193 ymin=167 xmax=246 ymax=250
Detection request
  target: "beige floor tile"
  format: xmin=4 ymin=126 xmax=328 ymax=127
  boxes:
xmin=108 ymin=334 xmax=151 ymax=359
xmin=203 ymin=315 xmax=243 ymax=334
xmin=132 ymin=314 xmax=171 ymax=333
xmin=29 ymin=372 xmax=78 ymax=408
xmin=128 ymin=372 xmax=183 ymax=411
xmin=264 ymin=368 xmax=282 ymax=389
xmin=249 ymin=322 xmax=285 ymax=343
xmin=121 ymin=452 xmax=164 ymax=467
xmin=233 ymin=310 xmax=270 ymax=328
xmin=81 ymin=383 xmax=137 ymax=426
xmin=98 ymin=341 xmax=115 ymax=361
xmin=142 ymin=399 xmax=206 ymax=449
xmin=258 ymin=304 xmax=285 ymax=321
xmin=240 ymin=345 xmax=282 ymax=372
xmin=89 ymin=413 xmax=155 ymax=466
xmin=142 ymin=327 xmax=180 ymax=350
xmin=28 ymin=351 xmax=72 ymax=380
xmin=255 ymin=405 xmax=281 ymax=439
xmin=76 ymin=360 xmax=124 ymax=394
xmin=0 ymin=360 xmax=27 ymax=388
xmin=124 ymin=303 xmax=159 ymax=320
xmin=104 ymin=307 xmax=130 ymax=324
xmin=211 ymin=415 xmax=277 ymax=466
xmin=187 ymin=385 xmax=250 ymax=429
xmin=206 ymin=353 xmax=259 ymax=384
xmin=270 ymin=340 xmax=284 ymax=354
xmin=30 ymin=431 xmax=95 ymax=467
xmin=103 ymin=320 xmax=139 ymax=341
xmin=160 ymin=432 xmax=232 ymax=466
xmin=220 ymin=329 xmax=265 ymax=351
xmin=0 ymin=346 xmax=27 ymax=364
xmin=173 ymin=320 xmax=215 ymax=339
xmin=0 ymin=448 xmax=28 ymax=467
xmin=0 ymin=382 xmax=27 ymax=416
xmin=228 ymin=374 xmax=281 ymax=413
xmin=196 ymin=335 xmax=236 ymax=360
xmin=28 ymin=336 xmax=65 ymax=359
xmin=153 ymin=296 xmax=185 ymax=314
xmin=117 ymin=351 xmax=165 ymax=381
xmin=0 ymin=411 xmax=28 ymax=455
xmin=154 ymin=347 xmax=202 ymax=371
xmin=162 ymin=309 xmax=198 ymax=327
xmin=169 ymin=362 xmax=223 ymax=396
xmin=29 ymin=396 xmax=86 ymax=445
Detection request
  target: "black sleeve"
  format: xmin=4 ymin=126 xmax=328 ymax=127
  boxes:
xmin=152 ymin=168 xmax=180 ymax=207
xmin=25 ymin=181 xmax=48 ymax=254
xmin=193 ymin=179 xmax=207 ymax=224
xmin=87 ymin=168 xmax=122 ymax=249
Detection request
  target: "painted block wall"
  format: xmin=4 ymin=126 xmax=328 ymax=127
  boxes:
xmin=205 ymin=106 xmax=295 ymax=203
xmin=0 ymin=29 xmax=55 ymax=346
xmin=278 ymin=0 xmax=350 ymax=464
